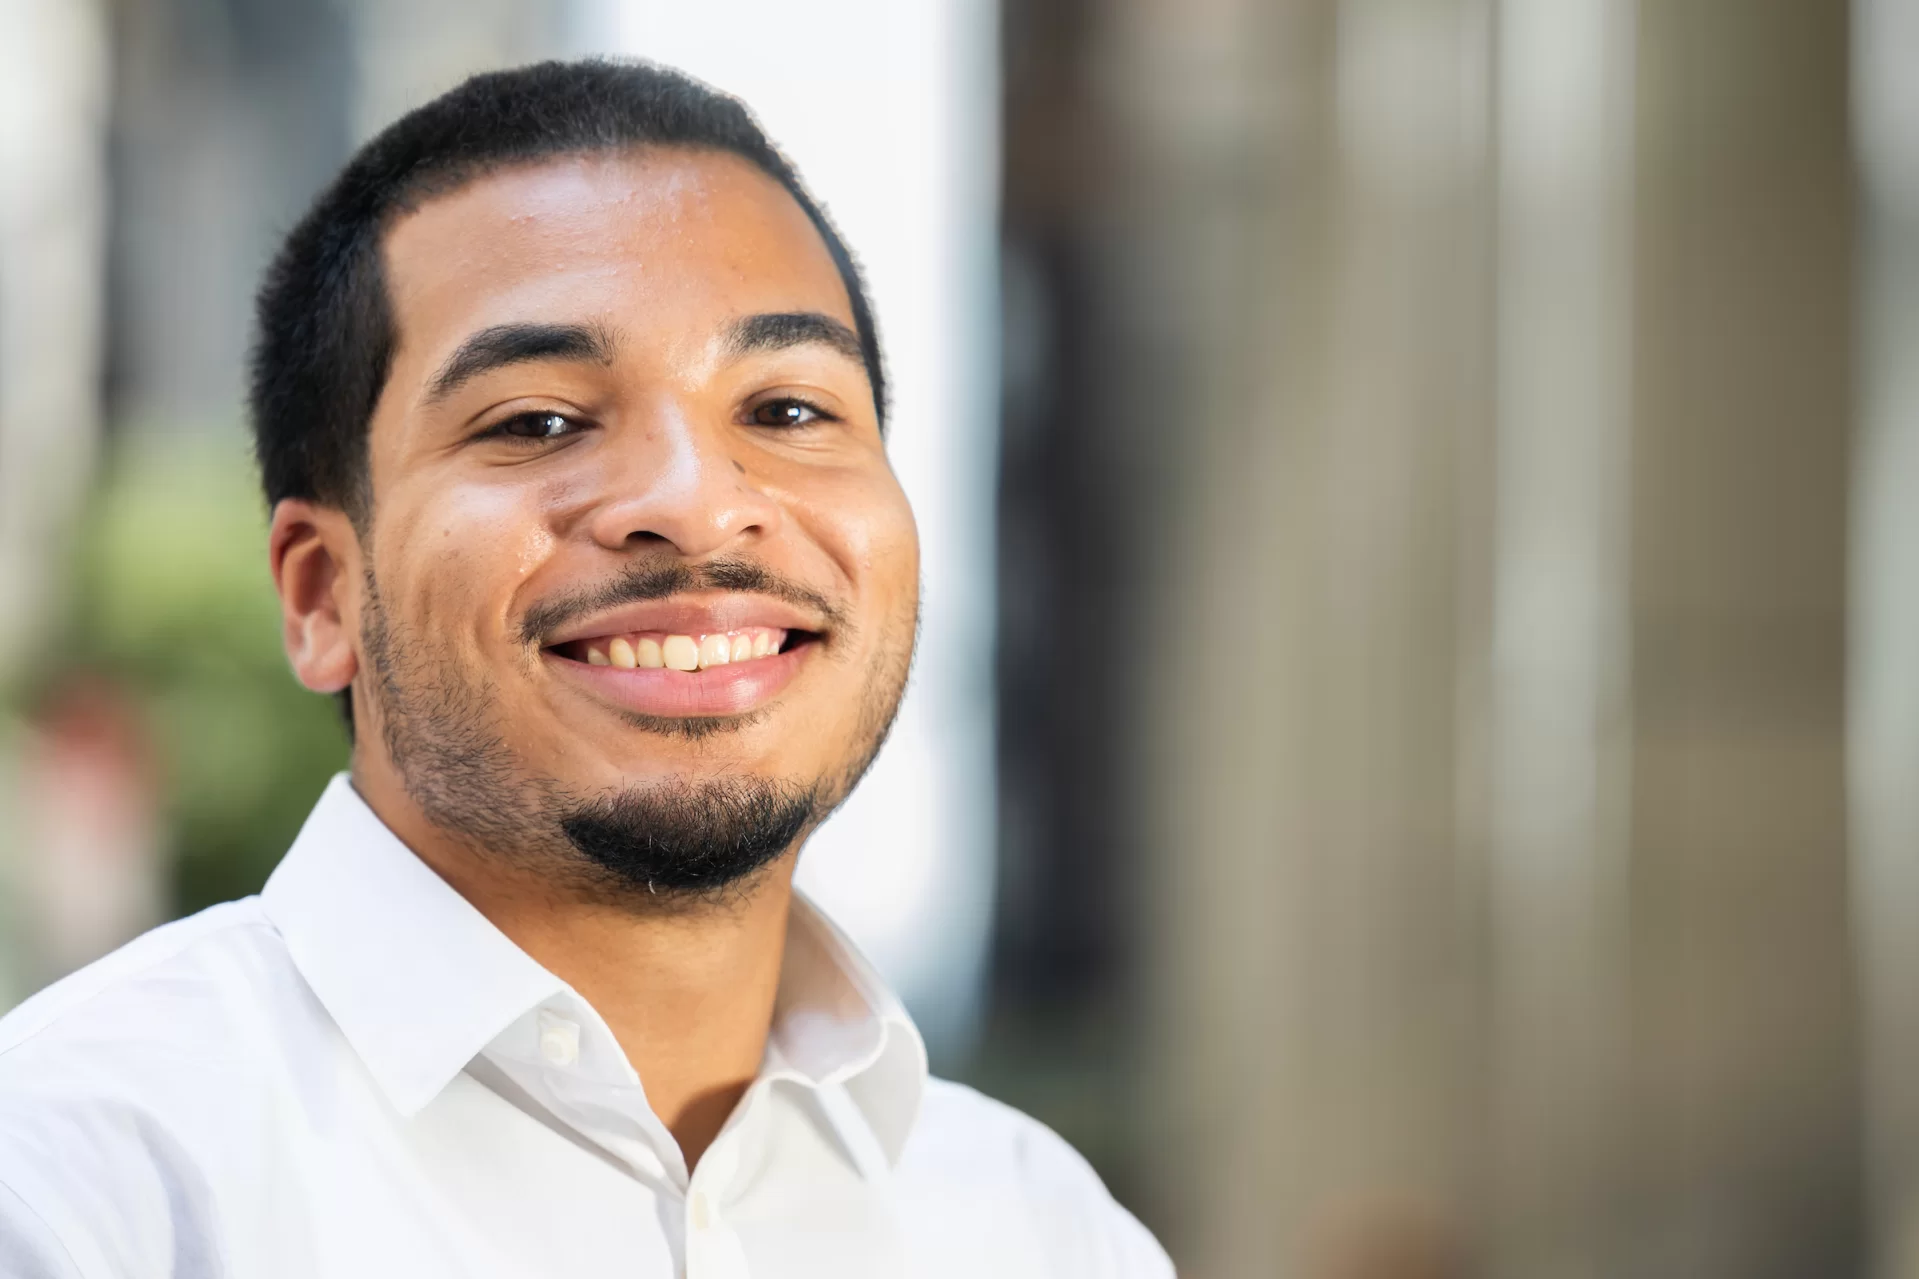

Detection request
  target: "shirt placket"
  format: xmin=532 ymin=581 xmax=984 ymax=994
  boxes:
xmin=681 ymin=1085 xmax=766 ymax=1279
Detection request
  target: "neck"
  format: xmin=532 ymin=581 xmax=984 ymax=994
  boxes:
xmin=351 ymin=763 xmax=794 ymax=1170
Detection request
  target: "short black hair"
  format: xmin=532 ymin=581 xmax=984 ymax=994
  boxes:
xmin=248 ymin=58 xmax=887 ymax=522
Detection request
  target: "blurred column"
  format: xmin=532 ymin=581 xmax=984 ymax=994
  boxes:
xmin=1137 ymin=0 xmax=1498 ymax=1272
xmin=1485 ymin=0 xmax=1635 ymax=1274
xmin=0 ymin=0 xmax=111 ymax=1004
xmin=107 ymin=0 xmax=354 ymax=431
xmin=1625 ymin=2 xmax=1859 ymax=1275
xmin=0 ymin=0 xmax=109 ymax=681
xmin=1852 ymin=0 xmax=1919 ymax=1275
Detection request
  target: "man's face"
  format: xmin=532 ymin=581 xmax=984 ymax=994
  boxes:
xmin=341 ymin=149 xmax=917 ymax=893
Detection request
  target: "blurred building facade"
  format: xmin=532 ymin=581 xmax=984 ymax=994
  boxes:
xmin=1000 ymin=0 xmax=1879 ymax=1276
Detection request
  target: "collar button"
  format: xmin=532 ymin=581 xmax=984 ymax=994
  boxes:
xmin=538 ymin=1019 xmax=580 ymax=1067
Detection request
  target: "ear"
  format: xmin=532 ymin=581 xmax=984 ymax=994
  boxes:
xmin=268 ymin=499 xmax=363 ymax=695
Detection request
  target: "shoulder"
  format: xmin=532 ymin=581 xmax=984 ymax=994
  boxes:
xmin=0 ymin=896 xmax=321 ymax=1139
xmin=0 ymin=898 xmax=297 ymax=1070
xmin=899 ymin=1077 xmax=1174 ymax=1278
xmin=0 ymin=902 xmax=310 ymax=1277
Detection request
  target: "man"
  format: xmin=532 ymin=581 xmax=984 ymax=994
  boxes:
xmin=0 ymin=61 xmax=1170 ymax=1278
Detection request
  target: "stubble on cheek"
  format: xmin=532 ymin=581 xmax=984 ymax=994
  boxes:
xmin=360 ymin=564 xmax=569 ymax=858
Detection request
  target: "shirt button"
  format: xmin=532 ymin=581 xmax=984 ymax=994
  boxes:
xmin=538 ymin=1020 xmax=579 ymax=1067
xmin=689 ymin=1190 xmax=713 ymax=1231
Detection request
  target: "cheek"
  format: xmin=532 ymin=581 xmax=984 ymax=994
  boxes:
xmin=864 ymin=488 xmax=921 ymax=618
xmin=514 ymin=524 xmax=558 ymax=581
xmin=378 ymin=483 xmax=560 ymax=638
xmin=795 ymin=467 xmax=919 ymax=591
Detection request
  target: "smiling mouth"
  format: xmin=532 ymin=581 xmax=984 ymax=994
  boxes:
xmin=550 ymin=627 xmax=817 ymax=671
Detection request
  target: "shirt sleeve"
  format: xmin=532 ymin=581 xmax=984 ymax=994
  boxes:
xmin=0 ymin=1178 xmax=85 ymax=1279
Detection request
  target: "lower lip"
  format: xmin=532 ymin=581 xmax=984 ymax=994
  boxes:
xmin=543 ymin=640 xmax=813 ymax=718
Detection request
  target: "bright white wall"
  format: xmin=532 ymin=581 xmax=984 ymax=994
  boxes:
xmin=577 ymin=1 xmax=1002 ymax=1060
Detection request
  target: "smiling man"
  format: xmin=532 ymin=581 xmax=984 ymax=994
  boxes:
xmin=0 ymin=61 xmax=1170 ymax=1278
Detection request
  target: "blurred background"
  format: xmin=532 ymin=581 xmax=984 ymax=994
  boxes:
xmin=0 ymin=0 xmax=1912 ymax=1275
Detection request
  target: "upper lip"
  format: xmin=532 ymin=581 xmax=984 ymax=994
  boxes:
xmin=538 ymin=593 xmax=826 ymax=647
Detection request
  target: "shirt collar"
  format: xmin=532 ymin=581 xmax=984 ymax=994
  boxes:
xmin=772 ymin=894 xmax=928 ymax=1166
xmin=260 ymin=774 xmax=926 ymax=1163
xmin=261 ymin=774 xmax=565 ymax=1117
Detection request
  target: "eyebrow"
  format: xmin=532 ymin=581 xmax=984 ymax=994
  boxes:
xmin=722 ymin=312 xmax=864 ymax=367
xmin=423 ymin=312 xmax=863 ymax=405
xmin=424 ymin=322 xmax=616 ymax=403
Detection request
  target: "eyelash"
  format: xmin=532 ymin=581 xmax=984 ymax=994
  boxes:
xmin=478 ymin=396 xmax=839 ymax=447
xmin=748 ymin=396 xmax=839 ymax=429
xmin=481 ymin=410 xmax=587 ymax=444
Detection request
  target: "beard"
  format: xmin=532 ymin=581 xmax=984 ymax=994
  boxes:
xmin=356 ymin=562 xmax=913 ymax=910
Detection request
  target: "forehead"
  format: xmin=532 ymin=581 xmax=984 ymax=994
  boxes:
xmin=379 ymin=149 xmax=854 ymax=373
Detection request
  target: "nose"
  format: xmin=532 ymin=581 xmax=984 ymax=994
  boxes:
xmin=583 ymin=402 xmax=782 ymax=558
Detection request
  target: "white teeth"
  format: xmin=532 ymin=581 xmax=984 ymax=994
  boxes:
xmin=579 ymin=628 xmax=788 ymax=670
xmin=662 ymin=634 xmax=700 ymax=671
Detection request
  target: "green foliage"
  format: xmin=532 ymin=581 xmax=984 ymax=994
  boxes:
xmin=57 ymin=436 xmax=348 ymax=916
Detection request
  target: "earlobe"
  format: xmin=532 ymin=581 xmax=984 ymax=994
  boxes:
xmin=268 ymin=499 xmax=361 ymax=695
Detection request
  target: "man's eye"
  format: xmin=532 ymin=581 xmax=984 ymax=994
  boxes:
xmin=749 ymin=398 xmax=828 ymax=428
xmin=489 ymin=411 xmax=582 ymax=441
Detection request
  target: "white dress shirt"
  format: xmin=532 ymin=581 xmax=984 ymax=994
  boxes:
xmin=0 ymin=774 xmax=1170 ymax=1278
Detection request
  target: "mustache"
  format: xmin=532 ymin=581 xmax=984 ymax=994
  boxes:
xmin=516 ymin=556 xmax=850 ymax=649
